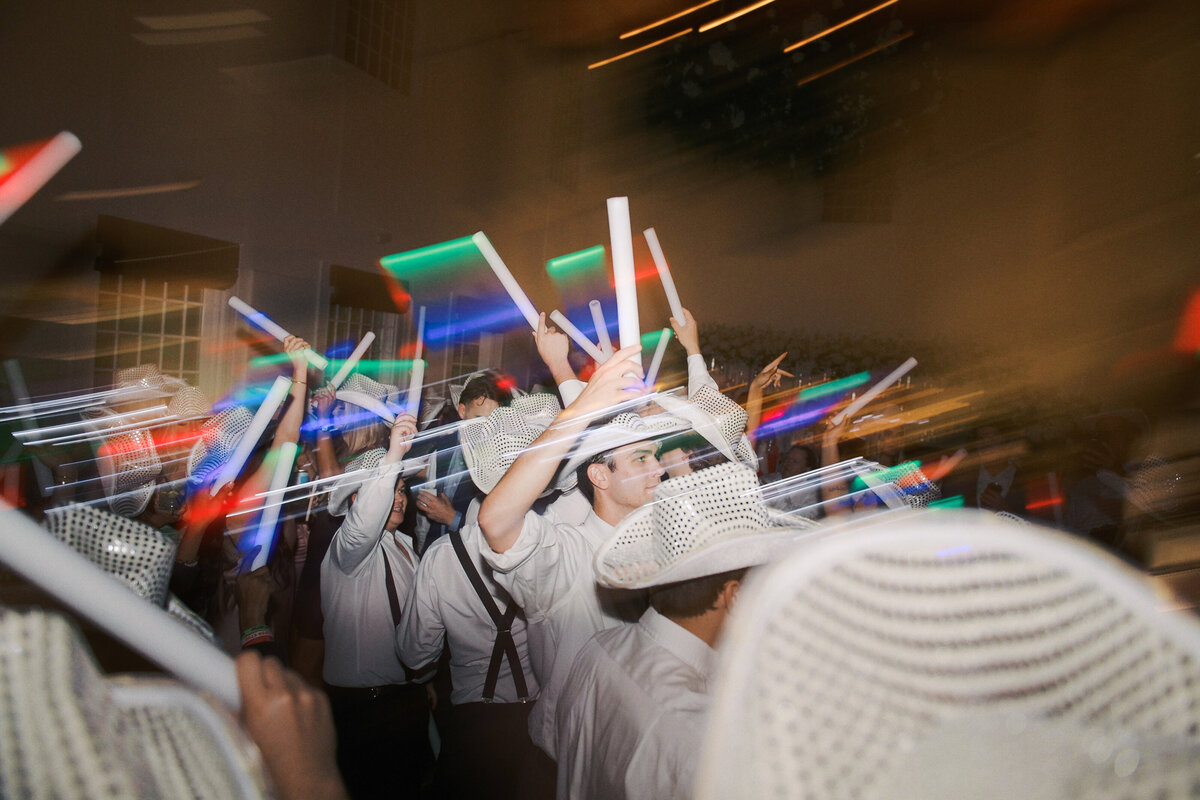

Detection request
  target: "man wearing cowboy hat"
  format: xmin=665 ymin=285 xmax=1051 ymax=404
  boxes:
xmin=477 ymin=335 xmax=696 ymax=779
xmin=553 ymin=463 xmax=814 ymax=800
xmin=320 ymin=412 xmax=431 ymax=800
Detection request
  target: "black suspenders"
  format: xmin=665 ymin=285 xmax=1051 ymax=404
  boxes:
xmin=448 ymin=530 xmax=530 ymax=702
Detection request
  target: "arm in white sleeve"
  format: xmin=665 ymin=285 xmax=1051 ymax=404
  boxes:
xmin=329 ymin=465 xmax=400 ymax=574
xmin=687 ymin=353 xmax=718 ymax=395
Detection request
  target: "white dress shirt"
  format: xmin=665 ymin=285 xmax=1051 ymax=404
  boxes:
xmin=480 ymin=507 xmax=636 ymax=758
xmin=555 ymin=607 xmax=715 ymax=800
xmin=396 ymin=522 xmax=539 ymax=705
xmin=321 ymin=462 xmax=419 ymax=688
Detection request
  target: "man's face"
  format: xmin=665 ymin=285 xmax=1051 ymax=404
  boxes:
xmin=602 ymin=441 xmax=662 ymax=510
xmin=458 ymin=396 xmax=498 ymax=420
xmin=385 ymin=480 xmax=408 ymax=530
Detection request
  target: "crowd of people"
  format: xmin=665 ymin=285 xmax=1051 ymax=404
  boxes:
xmin=1 ymin=301 xmax=1196 ymax=800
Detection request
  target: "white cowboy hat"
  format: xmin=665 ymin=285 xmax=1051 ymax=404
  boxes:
xmin=111 ymin=363 xmax=188 ymax=404
xmin=560 ymin=409 xmax=691 ymax=481
xmin=96 ymin=426 xmax=163 ymax=518
xmin=654 ymin=383 xmax=756 ymax=467
xmin=594 ymin=462 xmax=819 ymax=589
xmin=458 ymin=393 xmax=572 ymax=494
xmin=335 ymin=373 xmax=401 ymax=425
xmin=42 ymin=503 xmax=216 ymax=640
xmin=696 ymin=509 xmax=1200 ymax=800
xmin=167 ymin=385 xmax=211 ymax=422
xmin=187 ymin=406 xmax=255 ymax=488
xmin=327 ymin=447 xmax=428 ymax=517
xmin=0 ymin=609 xmax=266 ymax=799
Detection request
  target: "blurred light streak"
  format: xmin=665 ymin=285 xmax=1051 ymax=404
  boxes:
xmin=0 ymin=132 xmax=81 ymax=227
xmin=588 ymin=28 xmax=693 ymax=70
xmin=379 ymin=236 xmax=479 ymax=280
xmin=425 ymin=304 xmax=527 ymax=345
xmin=606 ymin=265 xmax=661 ymax=288
xmin=136 ymin=10 xmax=269 ymax=29
xmin=795 ymin=30 xmax=913 ymax=87
xmin=56 ymin=180 xmax=200 ymax=201
xmin=547 ymin=246 xmax=606 ymax=279
xmin=1172 ymin=288 xmax=1200 ymax=357
xmin=929 ymin=495 xmax=965 ymax=508
xmin=698 ymin=0 xmax=777 ymax=33
xmin=755 ymin=401 xmax=837 ymax=437
xmin=133 ymin=26 xmax=264 ymax=45
xmin=799 ymin=371 xmax=871 ymax=401
xmin=621 ymin=0 xmax=721 ymax=39
xmin=783 ymin=0 xmax=900 ymax=52
xmin=1026 ymin=497 xmax=1064 ymax=511
xmin=13 ymin=405 xmax=168 ymax=442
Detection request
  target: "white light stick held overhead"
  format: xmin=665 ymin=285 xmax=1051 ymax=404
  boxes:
xmin=831 ymin=357 xmax=918 ymax=426
xmin=227 ymin=296 xmax=329 ymax=370
xmin=589 ymin=300 xmax=615 ymax=360
xmin=0 ymin=501 xmax=240 ymax=709
xmin=329 ymin=332 xmax=376 ymax=389
xmin=607 ymin=197 xmax=642 ymax=367
xmin=643 ymin=227 xmax=686 ymax=323
xmin=550 ymin=310 xmax=606 ymax=363
xmin=645 ymin=328 xmax=672 ymax=389
xmin=210 ymin=375 xmax=292 ymax=496
xmin=246 ymin=441 xmax=299 ymax=571
xmin=406 ymin=360 xmax=426 ymax=419
xmin=413 ymin=306 xmax=426 ymax=362
xmin=0 ymin=131 xmax=82 ymax=227
xmin=472 ymin=232 xmax=540 ymax=330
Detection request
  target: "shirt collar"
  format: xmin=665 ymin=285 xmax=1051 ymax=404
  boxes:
xmin=580 ymin=509 xmax=614 ymax=548
xmin=639 ymin=606 xmax=717 ymax=680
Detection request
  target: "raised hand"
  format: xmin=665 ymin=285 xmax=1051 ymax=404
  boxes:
xmin=669 ymin=307 xmax=700 ymax=357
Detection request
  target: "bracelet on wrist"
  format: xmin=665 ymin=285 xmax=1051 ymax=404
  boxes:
xmin=240 ymin=625 xmax=274 ymax=648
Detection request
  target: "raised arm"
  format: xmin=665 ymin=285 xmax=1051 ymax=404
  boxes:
xmin=478 ymin=344 xmax=645 ymax=555
xmin=272 ymin=335 xmax=311 ymax=449
xmin=670 ymin=307 xmax=718 ymax=395
xmin=535 ymin=313 xmax=584 ymax=406
xmin=745 ymin=353 xmax=792 ymax=443
xmin=331 ymin=414 xmax=416 ymax=572
xmin=311 ymin=382 xmax=343 ymax=479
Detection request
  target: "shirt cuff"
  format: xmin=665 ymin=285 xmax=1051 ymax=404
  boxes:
xmin=687 ymin=353 xmax=718 ymax=395
xmin=558 ymin=378 xmax=585 ymax=407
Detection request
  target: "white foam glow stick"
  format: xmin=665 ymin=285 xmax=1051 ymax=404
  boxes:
xmin=329 ymin=332 xmax=376 ymax=389
xmin=607 ymin=197 xmax=642 ymax=367
xmin=645 ymin=329 xmax=672 ymax=388
xmin=644 ymin=227 xmax=685 ymax=323
xmin=832 ymin=357 xmax=918 ymax=426
xmin=472 ymin=232 xmax=539 ymax=330
xmin=0 ymin=132 xmax=82 ymax=226
xmin=589 ymin=300 xmax=614 ymax=359
xmin=550 ymin=310 xmax=605 ymax=363
xmin=228 ymin=296 xmax=329 ymax=370
xmin=0 ymin=502 xmax=240 ymax=709
xmin=247 ymin=441 xmax=298 ymax=571
xmin=406 ymin=359 xmax=426 ymax=418
xmin=211 ymin=375 xmax=292 ymax=496
xmin=414 ymin=306 xmax=426 ymax=362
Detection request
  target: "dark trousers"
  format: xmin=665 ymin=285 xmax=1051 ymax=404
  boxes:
xmin=433 ymin=701 xmax=537 ymax=800
xmin=328 ymin=683 xmax=432 ymax=800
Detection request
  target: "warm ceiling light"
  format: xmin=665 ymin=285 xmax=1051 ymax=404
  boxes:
xmin=795 ymin=29 xmax=912 ymax=86
xmin=698 ymin=0 xmax=777 ymax=33
xmin=784 ymin=0 xmax=900 ymax=53
xmin=620 ymin=0 xmax=721 ymax=39
xmin=133 ymin=26 xmax=264 ymax=45
xmin=56 ymin=181 xmax=201 ymax=201
xmin=588 ymin=28 xmax=693 ymax=70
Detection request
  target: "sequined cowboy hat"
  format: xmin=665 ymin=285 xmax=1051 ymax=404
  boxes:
xmin=327 ymin=447 xmax=429 ymax=517
xmin=594 ymin=462 xmax=819 ymax=589
xmin=458 ymin=393 xmax=574 ymax=494
xmin=0 ymin=609 xmax=267 ymax=799
xmin=696 ymin=509 xmax=1200 ymax=800
xmin=335 ymin=373 xmax=401 ymax=425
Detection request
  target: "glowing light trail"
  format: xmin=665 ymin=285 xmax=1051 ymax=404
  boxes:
xmin=699 ymin=0 xmax=776 ymax=33
xmin=783 ymin=0 xmax=900 ymax=52
xmin=620 ymin=0 xmax=720 ymax=39
xmin=588 ymin=28 xmax=693 ymax=70
xmin=796 ymin=30 xmax=913 ymax=87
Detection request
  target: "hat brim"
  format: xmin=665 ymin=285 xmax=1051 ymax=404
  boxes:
xmin=654 ymin=393 xmax=740 ymax=465
xmin=335 ymin=390 xmax=397 ymax=424
xmin=561 ymin=415 xmax=691 ymax=480
xmin=328 ymin=458 xmax=426 ymax=517
xmin=594 ymin=504 xmax=820 ymax=589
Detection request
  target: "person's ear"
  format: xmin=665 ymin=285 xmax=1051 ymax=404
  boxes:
xmin=587 ymin=462 xmax=611 ymax=493
xmin=717 ymin=579 xmax=741 ymax=611
xmin=456 ymin=402 xmax=468 ymax=419
xmin=350 ymin=491 xmax=358 ymax=506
